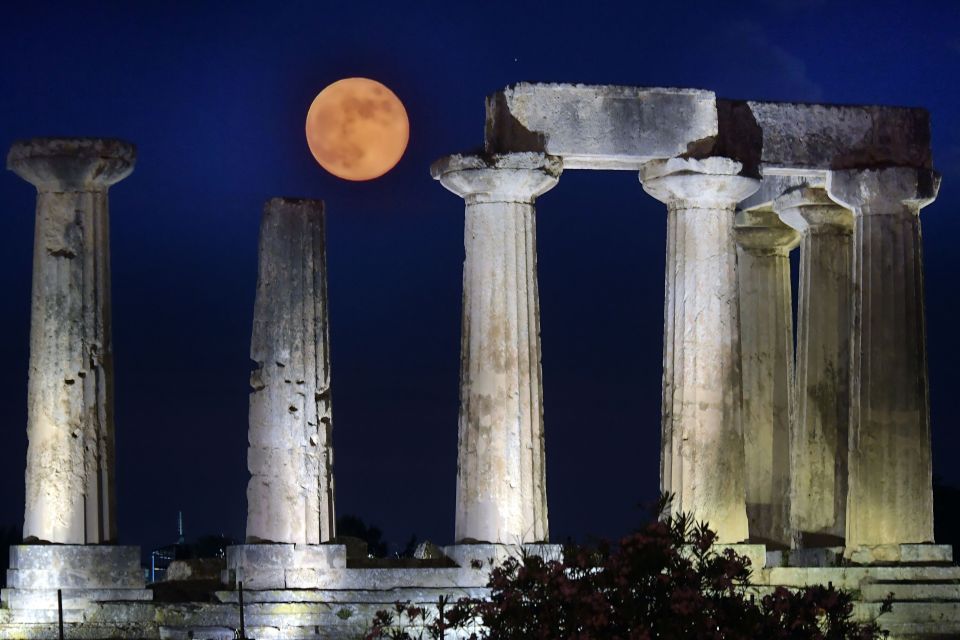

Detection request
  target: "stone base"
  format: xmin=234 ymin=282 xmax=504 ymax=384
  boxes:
xmin=0 ymin=545 xmax=151 ymax=612
xmin=845 ymin=543 xmax=953 ymax=565
xmin=441 ymin=543 xmax=563 ymax=569
xmin=223 ymin=543 xmax=347 ymax=590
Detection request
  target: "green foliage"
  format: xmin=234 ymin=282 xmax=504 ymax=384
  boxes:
xmin=365 ymin=500 xmax=890 ymax=639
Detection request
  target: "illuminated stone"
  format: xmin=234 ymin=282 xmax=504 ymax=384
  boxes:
xmin=431 ymin=152 xmax=561 ymax=544
xmin=734 ymin=208 xmax=799 ymax=547
xmin=640 ymin=157 xmax=760 ymax=543
xmin=246 ymin=197 xmax=335 ymax=545
xmin=7 ymin=137 xmax=134 ymax=545
xmin=827 ymin=167 xmax=940 ymax=549
xmin=774 ymin=185 xmax=854 ymax=548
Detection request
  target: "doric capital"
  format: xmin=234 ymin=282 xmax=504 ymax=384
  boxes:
xmin=734 ymin=208 xmax=800 ymax=254
xmin=826 ymin=167 xmax=940 ymax=217
xmin=7 ymin=138 xmax=136 ymax=192
xmin=430 ymin=152 xmax=562 ymax=204
xmin=774 ymin=185 xmax=853 ymax=234
xmin=640 ymin=157 xmax=760 ymax=209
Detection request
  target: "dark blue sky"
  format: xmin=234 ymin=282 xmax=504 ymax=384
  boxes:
xmin=1 ymin=1 xmax=958 ymax=556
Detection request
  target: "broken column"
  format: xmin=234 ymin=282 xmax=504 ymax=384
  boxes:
xmin=246 ymin=197 xmax=335 ymax=545
xmin=774 ymin=185 xmax=853 ymax=548
xmin=827 ymin=168 xmax=939 ymax=550
xmin=641 ymin=157 xmax=760 ymax=543
xmin=226 ymin=197 xmax=345 ymax=592
xmin=734 ymin=208 xmax=799 ymax=547
xmin=431 ymin=153 xmax=560 ymax=545
xmin=4 ymin=137 xmax=149 ymax=608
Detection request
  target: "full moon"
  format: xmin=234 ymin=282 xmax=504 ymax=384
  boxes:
xmin=305 ymin=78 xmax=409 ymax=181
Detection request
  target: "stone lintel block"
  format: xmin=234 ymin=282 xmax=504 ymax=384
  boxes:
xmin=6 ymin=546 xmax=145 ymax=590
xmin=744 ymin=101 xmax=932 ymax=173
xmin=484 ymin=83 xmax=718 ymax=170
xmin=7 ymin=137 xmax=136 ymax=191
xmin=442 ymin=543 xmax=564 ymax=569
xmin=846 ymin=543 xmax=953 ymax=565
xmin=483 ymin=84 xmax=933 ymax=177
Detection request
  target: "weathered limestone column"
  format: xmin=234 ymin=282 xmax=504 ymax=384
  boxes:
xmin=827 ymin=168 xmax=939 ymax=549
xmin=641 ymin=157 xmax=760 ymax=543
xmin=734 ymin=209 xmax=799 ymax=547
xmin=774 ymin=186 xmax=853 ymax=548
xmin=246 ymin=197 xmax=335 ymax=545
xmin=8 ymin=138 xmax=134 ymax=545
xmin=431 ymin=153 xmax=560 ymax=545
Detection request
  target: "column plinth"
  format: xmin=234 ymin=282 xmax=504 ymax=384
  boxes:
xmin=774 ymin=186 xmax=853 ymax=548
xmin=827 ymin=167 xmax=939 ymax=549
xmin=246 ymin=197 xmax=335 ymax=545
xmin=734 ymin=208 xmax=798 ymax=547
xmin=431 ymin=152 xmax=561 ymax=544
xmin=8 ymin=138 xmax=135 ymax=545
xmin=640 ymin=157 xmax=760 ymax=543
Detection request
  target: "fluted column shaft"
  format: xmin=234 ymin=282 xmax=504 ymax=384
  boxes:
xmin=432 ymin=153 xmax=561 ymax=544
xmin=775 ymin=186 xmax=853 ymax=547
xmin=7 ymin=138 xmax=135 ymax=544
xmin=246 ymin=198 xmax=335 ymax=544
xmin=734 ymin=209 xmax=798 ymax=547
xmin=828 ymin=168 xmax=939 ymax=548
xmin=641 ymin=157 xmax=760 ymax=543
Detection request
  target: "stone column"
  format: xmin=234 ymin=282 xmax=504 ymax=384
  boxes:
xmin=640 ymin=157 xmax=760 ymax=543
xmin=774 ymin=185 xmax=854 ymax=548
xmin=734 ymin=208 xmax=799 ymax=547
xmin=246 ymin=197 xmax=335 ymax=545
xmin=827 ymin=168 xmax=939 ymax=549
xmin=8 ymin=138 xmax=134 ymax=545
xmin=431 ymin=153 xmax=560 ymax=545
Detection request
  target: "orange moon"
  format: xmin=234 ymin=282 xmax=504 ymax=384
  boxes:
xmin=305 ymin=78 xmax=409 ymax=181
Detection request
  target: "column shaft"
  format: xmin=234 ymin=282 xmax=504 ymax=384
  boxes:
xmin=433 ymin=153 xmax=560 ymax=544
xmin=735 ymin=212 xmax=798 ymax=547
xmin=776 ymin=187 xmax=853 ymax=547
xmin=642 ymin=157 xmax=760 ymax=543
xmin=246 ymin=198 xmax=334 ymax=544
xmin=8 ymin=138 xmax=134 ymax=545
xmin=459 ymin=200 xmax=546 ymax=543
xmin=828 ymin=168 xmax=938 ymax=547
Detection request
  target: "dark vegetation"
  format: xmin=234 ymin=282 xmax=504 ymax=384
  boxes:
xmin=366 ymin=498 xmax=892 ymax=640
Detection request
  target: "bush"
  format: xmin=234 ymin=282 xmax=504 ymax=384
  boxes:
xmin=365 ymin=502 xmax=889 ymax=639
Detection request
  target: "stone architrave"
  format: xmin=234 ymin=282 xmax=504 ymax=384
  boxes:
xmin=641 ymin=157 xmax=760 ymax=543
xmin=7 ymin=138 xmax=135 ymax=545
xmin=734 ymin=208 xmax=799 ymax=547
xmin=431 ymin=153 xmax=561 ymax=545
xmin=246 ymin=197 xmax=335 ymax=545
xmin=774 ymin=186 xmax=854 ymax=547
xmin=827 ymin=168 xmax=939 ymax=549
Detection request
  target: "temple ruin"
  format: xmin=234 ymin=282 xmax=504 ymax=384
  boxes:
xmin=0 ymin=83 xmax=955 ymax=639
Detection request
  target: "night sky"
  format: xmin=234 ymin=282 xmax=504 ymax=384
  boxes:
xmin=1 ymin=1 xmax=958 ymax=558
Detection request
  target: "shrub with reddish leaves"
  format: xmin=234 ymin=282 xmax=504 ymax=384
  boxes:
xmin=366 ymin=500 xmax=889 ymax=639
